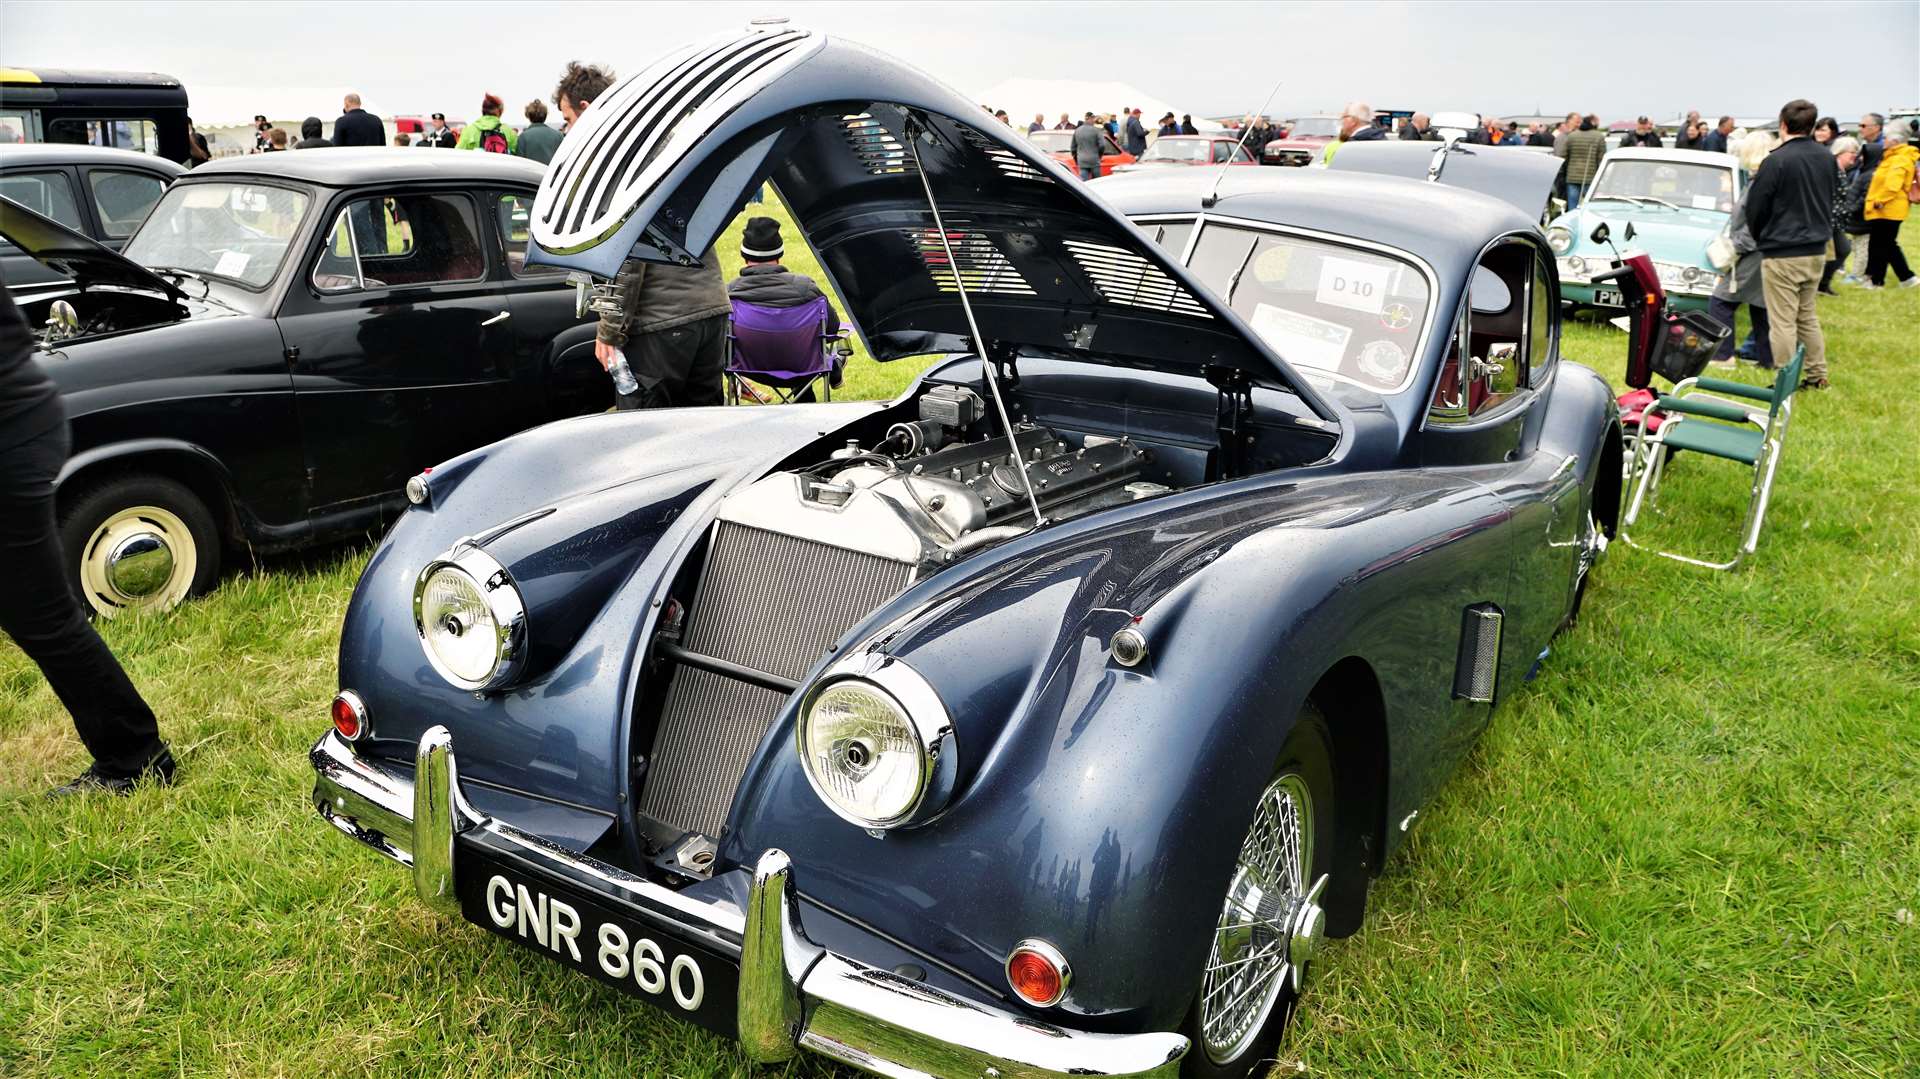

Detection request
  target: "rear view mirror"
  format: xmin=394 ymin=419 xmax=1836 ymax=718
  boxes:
xmin=1589 ymin=222 xmax=1611 ymax=245
xmin=1624 ymin=222 xmax=1638 ymax=242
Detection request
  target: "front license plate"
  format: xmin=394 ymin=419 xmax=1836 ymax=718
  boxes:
xmin=456 ymin=846 xmax=740 ymax=1036
xmin=1593 ymin=288 xmax=1623 ymax=307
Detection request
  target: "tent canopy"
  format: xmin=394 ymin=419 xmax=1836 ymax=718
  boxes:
xmin=972 ymin=77 xmax=1226 ymax=132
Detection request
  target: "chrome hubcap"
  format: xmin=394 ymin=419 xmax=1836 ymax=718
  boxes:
xmin=1200 ymin=772 xmax=1324 ymax=1063
xmin=1577 ymin=509 xmax=1608 ymax=587
xmin=80 ymin=505 xmax=196 ymax=617
xmin=106 ymin=531 xmax=175 ymax=598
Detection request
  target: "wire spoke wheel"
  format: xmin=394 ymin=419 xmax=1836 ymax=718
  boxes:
xmin=1199 ymin=772 xmax=1313 ymax=1065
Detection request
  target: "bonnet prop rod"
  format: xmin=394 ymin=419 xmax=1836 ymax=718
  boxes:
xmin=903 ymin=115 xmax=1045 ymax=529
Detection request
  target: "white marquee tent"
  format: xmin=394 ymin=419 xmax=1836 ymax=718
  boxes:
xmin=971 ymin=78 xmax=1227 ymax=134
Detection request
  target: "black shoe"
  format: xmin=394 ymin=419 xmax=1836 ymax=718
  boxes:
xmin=1818 ymin=286 xmax=1839 ymax=296
xmin=1798 ymin=377 xmax=1829 ymax=391
xmin=48 ymin=745 xmax=176 ymax=798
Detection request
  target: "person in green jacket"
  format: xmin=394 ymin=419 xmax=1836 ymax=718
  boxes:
xmin=515 ymin=99 xmax=562 ymax=164
xmin=455 ymin=94 xmax=518 ymax=154
xmin=1557 ymin=114 xmax=1609 ymax=209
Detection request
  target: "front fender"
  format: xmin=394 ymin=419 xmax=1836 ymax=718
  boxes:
xmin=724 ymin=464 xmax=1513 ymax=1030
xmin=336 ymin=404 xmax=878 ymax=834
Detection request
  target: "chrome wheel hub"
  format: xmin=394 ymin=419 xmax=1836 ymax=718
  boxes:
xmin=1200 ymin=772 xmax=1326 ymax=1064
xmin=106 ymin=531 xmax=175 ymax=598
xmin=1576 ymin=508 xmax=1608 ymax=587
xmin=80 ymin=505 xmax=196 ymax=617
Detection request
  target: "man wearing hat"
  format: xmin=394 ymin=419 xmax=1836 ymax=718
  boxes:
xmin=728 ymin=217 xmax=845 ymax=393
xmin=421 ymin=112 xmax=458 ymax=148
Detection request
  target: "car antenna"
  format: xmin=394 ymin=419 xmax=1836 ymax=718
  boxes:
xmin=1201 ymin=79 xmax=1284 ymax=209
xmin=903 ymin=113 xmax=1045 ymax=529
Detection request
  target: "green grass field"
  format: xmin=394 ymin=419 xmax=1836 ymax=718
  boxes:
xmin=1 ymin=213 xmax=1914 ymax=1078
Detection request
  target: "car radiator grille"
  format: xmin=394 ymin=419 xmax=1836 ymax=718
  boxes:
xmin=638 ymin=522 xmax=914 ymax=839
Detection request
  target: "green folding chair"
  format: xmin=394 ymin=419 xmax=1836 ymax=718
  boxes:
xmin=1621 ymin=345 xmax=1804 ymax=570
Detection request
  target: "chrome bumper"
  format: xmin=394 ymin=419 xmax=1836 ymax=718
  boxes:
xmin=310 ymin=728 xmax=1187 ymax=1078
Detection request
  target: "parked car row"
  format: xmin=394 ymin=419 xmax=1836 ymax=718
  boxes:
xmin=0 ymin=146 xmax=601 ymax=617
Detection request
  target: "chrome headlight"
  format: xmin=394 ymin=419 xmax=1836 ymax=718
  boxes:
xmin=1566 ymin=255 xmax=1587 ymax=276
xmin=798 ymin=654 xmax=955 ymax=830
xmin=413 ymin=545 xmax=526 ymax=691
xmin=1547 ymin=226 xmax=1572 ymax=254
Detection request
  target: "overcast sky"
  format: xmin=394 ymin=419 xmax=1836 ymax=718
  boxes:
xmin=6 ymin=0 xmax=1916 ymax=126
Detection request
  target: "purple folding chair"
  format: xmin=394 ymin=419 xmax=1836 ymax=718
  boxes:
xmin=724 ymin=296 xmax=844 ymax=404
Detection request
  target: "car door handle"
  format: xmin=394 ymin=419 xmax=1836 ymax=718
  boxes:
xmin=481 ymin=310 xmax=511 ymax=327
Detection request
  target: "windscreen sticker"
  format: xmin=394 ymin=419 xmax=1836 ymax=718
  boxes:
xmin=213 ymin=250 xmax=250 ymax=278
xmin=1358 ymin=339 xmax=1408 ymax=382
xmin=1251 ymin=244 xmax=1295 ymax=285
xmin=1250 ymin=304 xmax=1352 ymax=371
xmin=1690 ymin=194 xmax=1719 ymax=210
xmin=1379 ymin=301 xmax=1415 ymax=331
xmin=1315 ymin=256 xmax=1390 ymax=314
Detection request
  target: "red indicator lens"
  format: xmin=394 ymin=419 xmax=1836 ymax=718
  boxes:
xmin=1007 ymin=948 xmax=1064 ymax=1006
xmin=331 ymin=693 xmax=364 ymax=741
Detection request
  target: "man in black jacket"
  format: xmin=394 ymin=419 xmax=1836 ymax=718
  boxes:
xmin=1622 ymin=116 xmax=1663 ymax=148
xmin=331 ymin=93 xmax=385 ymax=147
xmin=1746 ymin=99 xmax=1837 ymax=389
xmin=728 ymin=217 xmax=845 ymax=397
xmin=293 ymin=117 xmax=331 ymax=149
xmin=0 ymin=288 xmax=174 ymax=796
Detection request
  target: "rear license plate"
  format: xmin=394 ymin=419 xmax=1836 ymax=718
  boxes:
xmin=456 ymin=845 xmax=739 ymax=1036
xmin=1593 ymin=288 xmax=1624 ymax=307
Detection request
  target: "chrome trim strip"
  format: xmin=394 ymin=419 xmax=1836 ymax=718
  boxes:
xmin=310 ymin=728 xmax=1188 ymax=1077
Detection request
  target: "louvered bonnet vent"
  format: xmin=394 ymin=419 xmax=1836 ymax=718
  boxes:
xmin=531 ymin=25 xmax=824 ymax=255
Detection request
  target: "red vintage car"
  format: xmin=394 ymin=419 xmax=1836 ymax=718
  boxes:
xmin=1263 ymin=115 xmax=1341 ymax=166
xmin=1110 ymin=134 xmax=1259 ymax=172
xmin=1026 ymin=128 xmax=1135 ymax=176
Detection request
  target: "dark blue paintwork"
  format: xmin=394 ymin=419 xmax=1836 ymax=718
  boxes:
xmin=329 ymin=32 xmax=1622 ymax=1040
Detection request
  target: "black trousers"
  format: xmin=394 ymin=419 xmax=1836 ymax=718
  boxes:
xmin=614 ymin=315 xmax=727 ymax=411
xmin=1819 ymin=228 xmax=1851 ymax=289
xmin=0 ymin=419 xmax=164 ymax=777
xmin=1865 ymin=218 xmax=1914 ymax=285
xmin=1707 ymin=296 xmax=1772 ymax=367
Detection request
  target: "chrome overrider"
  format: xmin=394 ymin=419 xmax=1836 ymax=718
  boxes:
xmin=310 ymin=726 xmax=1188 ymax=1078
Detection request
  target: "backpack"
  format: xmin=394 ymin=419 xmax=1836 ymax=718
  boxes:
xmin=480 ymin=123 xmax=510 ymax=154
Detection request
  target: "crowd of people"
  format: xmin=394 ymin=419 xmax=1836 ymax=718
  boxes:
xmin=240 ymin=75 xmax=590 ymax=166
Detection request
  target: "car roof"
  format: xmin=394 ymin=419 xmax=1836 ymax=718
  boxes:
xmin=1096 ymin=166 xmax=1536 ymax=270
xmin=0 ymin=143 xmax=188 ymax=174
xmin=1600 ymin=147 xmax=1737 ymax=167
xmin=187 ymin=147 xmax=545 ymax=187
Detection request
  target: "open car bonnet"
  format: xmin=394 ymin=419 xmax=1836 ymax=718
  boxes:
xmin=1326 ymin=139 xmax=1560 ymax=221
xmin=527 ymin=25 xmax=1329 ymax=412
xmin=0 ymin=195 xmax=185 ymax=301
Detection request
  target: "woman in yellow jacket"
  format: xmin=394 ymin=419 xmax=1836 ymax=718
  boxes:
xmin=1862 ymin=131 xmax=1917 ymax=288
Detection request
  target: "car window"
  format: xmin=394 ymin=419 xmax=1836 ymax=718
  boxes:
xmin=1146 ymin=221 xmax=1194 ymax=257
xmin=496 ymin=194 xmax=562 ymax=277
xmin=1185 ymin=223 xmax=1433 ymax=392
xmin=124 ymin=181 xmax=309 ymax=289
xmin=1212 ymin=142 xmax=1234 ymax=163
xmin=0 ymin=113 xmax=29 ymax=144
xmin=312 ymin=192 xmax=485 ymax=292
xmin=86 ymin=169 xmax=167 ymax=238
xmin=0 ymin=170 xmax=84 ymax=234
xmin=1230 ymin=143 xmax=1255 ymax=163
xmin=1462 ymin=242 xmax=1530 ymax=415
xmin=1527 ymin=252 xmax=1555 ymax=383
xmin=47 ymin=118 xmax=160 ymax=154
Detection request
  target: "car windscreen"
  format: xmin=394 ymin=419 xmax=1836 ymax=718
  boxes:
xmin=1588 ymin=160 xmax=1734 ymax=213
xmin=122 ymin=181 xmax=311 ymax=288
xmin=1028 ymin=131 xmax=1072 ymax=151
xmin=1143 ymin=139 xmax=1211 ymax=163
xmin=1289 ymin=118 xmax=1340 ymax=138
xmin=1183 ymin=223 xmax=1432 ymax=392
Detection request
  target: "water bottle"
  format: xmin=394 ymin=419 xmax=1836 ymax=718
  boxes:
xmin=607 ymin=347 xmax=639 ymax=397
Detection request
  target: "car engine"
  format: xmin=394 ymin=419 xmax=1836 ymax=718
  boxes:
xmin=715 ymin=385 xmax=1172 ymax=572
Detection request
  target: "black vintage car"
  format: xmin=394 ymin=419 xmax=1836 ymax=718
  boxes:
xmin=1 ymin=143 xmax=184 ymax=298
xmin=0 ymin=149 xmax=602 ymax=617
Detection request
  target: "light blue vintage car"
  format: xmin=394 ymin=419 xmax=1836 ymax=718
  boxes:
xmin=1547 ymin=147 xmax=1743 ymax=312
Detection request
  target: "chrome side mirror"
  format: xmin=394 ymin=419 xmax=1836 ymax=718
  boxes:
xmin=44 ymin=299 xmax=81 ymax=343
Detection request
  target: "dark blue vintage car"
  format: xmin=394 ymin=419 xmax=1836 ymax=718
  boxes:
xmin=310 ymin=26 xmax=1621 ymax=1078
